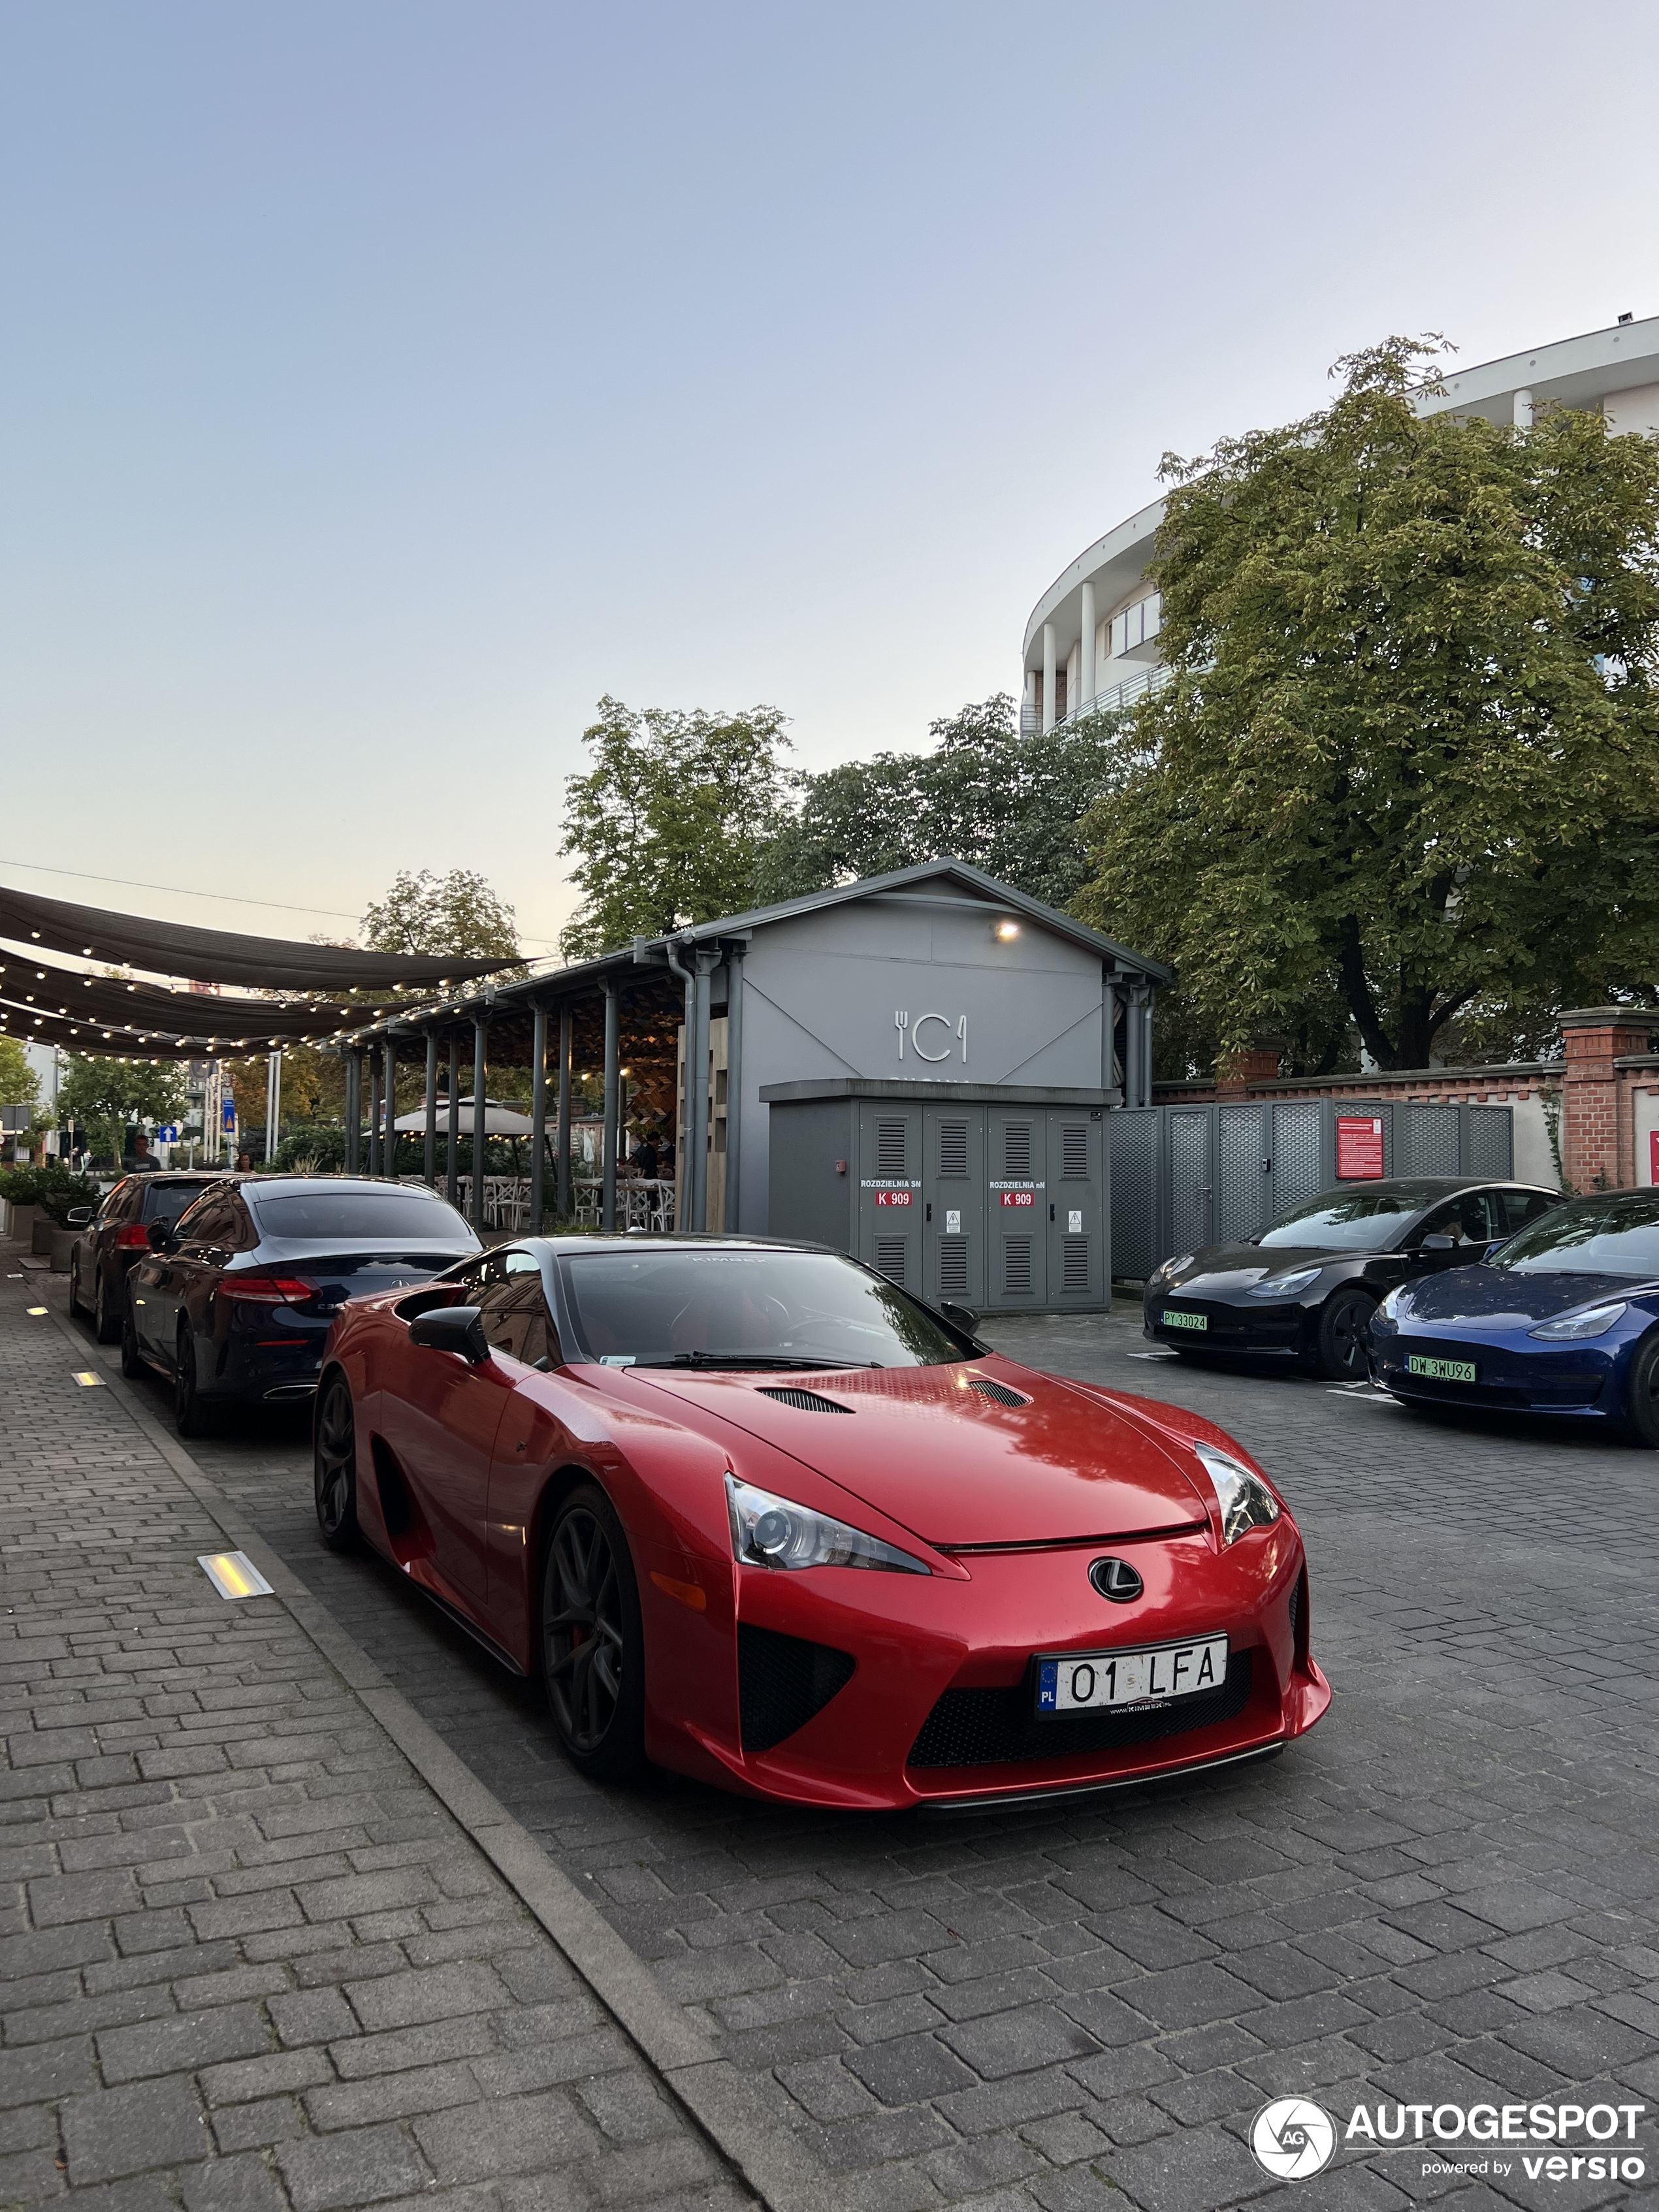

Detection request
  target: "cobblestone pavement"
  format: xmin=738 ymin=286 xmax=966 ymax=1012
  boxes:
xmin=42 ymin=1275 xmax=1659 ymax=2212
xmin=0 ymin=1263 xmax=753 ymax=2212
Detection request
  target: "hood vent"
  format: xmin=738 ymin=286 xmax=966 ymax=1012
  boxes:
xmin=968 ymin=1377 xmax=1031 ymax=1407
xmin=756 ymin=1386 xmax=855 ymax=1414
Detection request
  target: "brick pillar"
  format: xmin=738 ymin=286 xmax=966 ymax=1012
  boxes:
xmin=1560 ymin=1008 xmax=1652 ymax=1193
xmin=1215 ymin=1038 xmax=1284 ymax=1097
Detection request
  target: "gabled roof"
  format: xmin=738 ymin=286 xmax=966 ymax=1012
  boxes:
xmin=346 ymin=861 xmax=1167 ymax=1043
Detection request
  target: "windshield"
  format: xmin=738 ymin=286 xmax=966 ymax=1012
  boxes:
xmin=559 ymin=1247 xmax=969 ymax=1369
xmin=1489 ymin=1193 xmax=1659 ymax=1277
xmin=251 ymin=1191 xmax=477 ymax=1242
xmin=1257 ymin=1187 xmax=1433 ymax=1250
xmin=146 ymin=1182 xmax=216 ymax=1227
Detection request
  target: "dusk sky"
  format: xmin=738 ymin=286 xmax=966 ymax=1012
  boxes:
xmin=4 ymin=2 xmax=1657 ymax=955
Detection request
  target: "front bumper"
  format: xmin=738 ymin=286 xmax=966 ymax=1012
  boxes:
xmin=679 ymin=1524 xmax=1329 ymax=1812
xmin=1370 ymin=1314 xmax=1630 ymax=1417
xmin=1143 ymin=1292 xmax=1313 ymax=1358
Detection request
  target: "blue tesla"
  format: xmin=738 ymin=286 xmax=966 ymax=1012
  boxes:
xmin=1368 ymin=1190 xmax=1659 ymax=1443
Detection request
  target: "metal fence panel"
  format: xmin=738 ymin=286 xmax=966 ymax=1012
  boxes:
xmin=1272 ymin=1102 xmax=1323 ymax=1213
xmin=1107 ymin=1111 xmax=1161 ymax=1281
xmin=1168 ymin=1110 xmax=1214 ymax=1260
xmin=1464 ymin=1106 xmax=1515 ymax=1178
xmin=1218 ymin=1106 xmax=1266 ymax=1242
xmin=1400 ymin=1102 xmax=1460 ymax=1177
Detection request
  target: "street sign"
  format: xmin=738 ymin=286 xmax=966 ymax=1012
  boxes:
xmin=155 ymin=1125 xmax=180 ymax=1144
xmin=222 ymin=1100 xmax=236 ymax=1130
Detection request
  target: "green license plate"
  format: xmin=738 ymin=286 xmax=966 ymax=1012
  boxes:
xmin=1407 ymin=1354 xmax=1476 ymax=1383
xmin=1162 ymin=1308 xmax=1207 ymax=1332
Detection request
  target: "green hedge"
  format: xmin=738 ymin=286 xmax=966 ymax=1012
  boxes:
xmin=0 ymin=1164 xmax=104 ymax=1224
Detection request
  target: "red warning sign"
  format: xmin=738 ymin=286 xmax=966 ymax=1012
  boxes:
xmin=1336 ymin=1115 xmax=1385 ymax=1180
xmin=875 ymin=1190 xmax=912 ymax=1208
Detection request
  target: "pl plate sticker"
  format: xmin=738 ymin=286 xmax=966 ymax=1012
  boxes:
xmin=1251 ymin=2098 xmax=1336 ymax=2181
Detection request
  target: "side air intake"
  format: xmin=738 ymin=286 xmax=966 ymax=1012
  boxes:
xmin=968 ymin=1377 xmax=1031 ymax=1407
xmin=738 ymin=1624 xmax=856 ymax=1752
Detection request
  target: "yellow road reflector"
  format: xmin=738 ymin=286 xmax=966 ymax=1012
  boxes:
xmin=27 ymin=1305 xmax=48 ymax=1316
xmin=72 ymin=1371 xmax=105 ymax=1387
xmin=198 ymin=1551 xmax=274 ymax=1601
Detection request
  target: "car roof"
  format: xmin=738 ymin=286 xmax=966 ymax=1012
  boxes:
xmin=1308 ymin=1176 xmax=1550 ymax=1200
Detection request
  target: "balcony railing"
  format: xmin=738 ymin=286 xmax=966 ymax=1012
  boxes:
xmin=1020 ymin=661 xmax=1168 ymax=735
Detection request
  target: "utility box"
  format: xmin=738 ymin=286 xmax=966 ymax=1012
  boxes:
xmin=764 ymin=1080 xmax=1110 ymax=1314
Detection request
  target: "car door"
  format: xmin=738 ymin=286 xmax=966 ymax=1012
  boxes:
xmin=1411 ymin=1191 xmax=1502 ymax=1275
xmin=89 ymin=1178 xmax=138 ymax=1302
xmin=135 ymin=1189 xmax=225 ymax=1358
xmin=378 ymin=1250 xmax=528 ymax=1604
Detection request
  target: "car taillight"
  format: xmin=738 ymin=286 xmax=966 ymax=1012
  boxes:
xmin=219 ymin=1276 xmax=315 ymax=1305
xmin=115 ymin=1224 xmax=152 ymax=1248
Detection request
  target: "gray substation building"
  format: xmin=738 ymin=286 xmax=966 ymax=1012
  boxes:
xmin=355 ymin=862 xmax=1168 ymax=1315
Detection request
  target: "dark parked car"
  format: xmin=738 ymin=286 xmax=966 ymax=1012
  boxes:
xmin=122 ymin=1176 xmax=481 ymax=1434
xmin=1142 ymin=1177 xmax=1562 ymax=1380
xmin=68 ymin=1172 xmax=220 ymax=1343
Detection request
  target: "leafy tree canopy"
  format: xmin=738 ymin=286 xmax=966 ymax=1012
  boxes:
xmin=0 ymin=1037 xmax=40 ymax=1109
xmin=754 ymin=696 xmax=1129 ymax=910
xmin=361 ymin=868 xmax=521 ymax=964
xmin=558 ymin=699 xmax=793 ymax=960
xmin=1080 ymin=337 xmax=1659 ymax=1072
xmin=57 ymin=1055 xmax=189 ymax=1164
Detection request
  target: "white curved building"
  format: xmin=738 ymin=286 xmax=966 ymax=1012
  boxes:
xmin=1021 ymin=313 xmax=1659 ymax=733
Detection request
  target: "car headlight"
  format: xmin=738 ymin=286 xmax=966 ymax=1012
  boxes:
xmin=1247 ymin=1267 xmax=1321 ymax=1299
xmin=724 ymin=1475 xmax=929 ymax=1575
xmin=1152 ymin=1255 xmax=1195 ymax=1287
xmin=1377 ymin=1283 xmax=1413 ymax=1321
xmin=1194 ymin=1443 xmax=1281 ymax=1546
xmin=1528 ymin=1302 xmax=1628 ymax=1341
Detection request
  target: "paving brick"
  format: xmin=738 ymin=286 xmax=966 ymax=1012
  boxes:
xmin=61 ymin=2077 xmax=212 ymax=2183
xmin=277 ymin=2120 xmax=431 ymax=2209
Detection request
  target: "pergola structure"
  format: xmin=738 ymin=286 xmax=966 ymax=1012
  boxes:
xmin=338 ymin=930 xmax=747 ymax=1236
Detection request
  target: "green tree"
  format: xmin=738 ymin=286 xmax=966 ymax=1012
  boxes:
xmin=0 ymin=1037 xmax=40 ymax=1110
xmin=361 ymin=869 xmax=521 ymax=963
xmin=558 ymin=698 xmax=793 ymax=959
xmin=57 ymin=1056 xmax=189 ymax=1168
xmin=754 ymin=696 xmax=1130 ymax=910
xmin=1080 ymin=338 xmax=1659 ymax=1072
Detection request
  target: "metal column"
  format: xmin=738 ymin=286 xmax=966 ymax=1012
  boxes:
xmin=383 ymin=1039 xmax=397 ymax=1179
xmin=1101 ymin=976 xmax=1118 ymax=1095
xmin=723 ymin=943 xmax=745 ymax=1230
xmin=601 ymin=980 xmax=620 ymax=1232
xmin=265 ymin=1051 xmax=281 ymax=1164
xmin=423 ymin=1033 xmax=438 ymax=1190
xmin=471 ymin=1019 xmax=487 ymax=1234
xmin=445 ymin=1036 xmax=461 ymax=1208
xmin=344 ymin=1052 xmax=362 ymax=1174
xmin=530 ymin=1004 xmax=547 ymax=1233
xmin=556 ymin=1006 xmax=572 ymax=1221
xmin=366 ymin=1058 xmax=381 ymax=1178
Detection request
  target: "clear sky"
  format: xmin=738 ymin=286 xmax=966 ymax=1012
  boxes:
xmin=4 ymin=1 xmax=1656 ymax=955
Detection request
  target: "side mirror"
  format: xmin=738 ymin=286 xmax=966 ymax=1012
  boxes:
xmin=408 ymin=1304 xmax=491 ymax=1364
xmin=1421 ymin=1234 xmax=1458 ymax=1251
xmin=940 ymin=1300 xmax=980 ymax=1334
xmin=66 ymin=1207 xmax=93 ymax=1226
xmin=147 ymin=1219 xmax=177 ymax=1252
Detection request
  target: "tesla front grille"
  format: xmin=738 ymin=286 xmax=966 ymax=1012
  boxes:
xmin=738 ymin=1624 xmax=856 ymax=1753
xmin=907 ymin=1652 xmax=1253 ymax=1769
xmin=755 ymin=1387 xmax=854 ymax=1414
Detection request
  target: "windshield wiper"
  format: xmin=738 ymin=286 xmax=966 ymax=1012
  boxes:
xmin=630 ymin=1351 xmax=882 ymax=1370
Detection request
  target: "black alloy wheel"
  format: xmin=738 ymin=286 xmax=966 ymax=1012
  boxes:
xmin=540 ymin=1483 xmax=645 ymax=1780
xmin=120 ymin=1303 xmax=147 ymax=1379
xmin=174 ymin=1328 xmax=213 ymax=1438
xmin=1627 ymin=1333 xmax=1659 ymax=1448
xmin=1315 ymin=1286 xmax=1377 ymax=1381
xmin=94 ymin=1270 xmax=121 ymax=1345
xmin=313 ymin=1377 xmax=360 ymax=1548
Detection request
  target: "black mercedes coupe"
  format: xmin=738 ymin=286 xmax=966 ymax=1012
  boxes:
xmin=1142 ymin=1177 xmax=1561 ymax=1379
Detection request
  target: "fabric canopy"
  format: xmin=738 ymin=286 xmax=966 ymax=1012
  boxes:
xmin=0 ymin=952 xmax=381 ymax=1049
xmin=393 ymin=1098 xmax=536 ymax=1134
xmin=0 ymin=882 xmax=513 ymax=991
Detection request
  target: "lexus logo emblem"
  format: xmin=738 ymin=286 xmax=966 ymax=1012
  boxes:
xmin=1090 ymin=1558 xmax=1143 ymax=1603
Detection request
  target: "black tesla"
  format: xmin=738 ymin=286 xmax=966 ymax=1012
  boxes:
xmin=122 ymin=1175 xmax=480 ymax=1434
xmin=1142 ymin=1176 xmax=1562 ymax=1379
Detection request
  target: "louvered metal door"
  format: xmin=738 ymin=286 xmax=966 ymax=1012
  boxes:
xmin=1046 ymin=1110 xmax=1106 ymax=1304
xmin=988 ymin=1107 xmax=1047 ymax=1306
xmin=856 ymin=1104 xmax=922 ymax=1287
xmin=923 ymin=1106 xmax=986 ymax=1307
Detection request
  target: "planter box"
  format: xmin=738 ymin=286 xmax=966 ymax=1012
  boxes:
xmin=32 ymin=1215 xmax=57 ymax=1255
xmin=1 ymin=1200 xmax=38 ymax=1243
xmin=48 ymin=1227 xmax=77 ymax=1272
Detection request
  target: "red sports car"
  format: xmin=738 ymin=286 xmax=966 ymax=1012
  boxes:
xmin=314 ymin=1236 xmax=1330 ymax=1810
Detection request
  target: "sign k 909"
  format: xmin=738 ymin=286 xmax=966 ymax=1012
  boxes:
xmin=875 ymin=1191 xmax=912 ymax=1208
